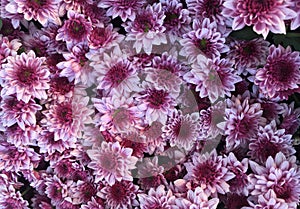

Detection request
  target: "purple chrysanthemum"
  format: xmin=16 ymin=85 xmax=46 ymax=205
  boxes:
xmin=81 ymin=197 xmax=105 ymax=209
xmin=0 ymin=35 xmax=21 ymax=64
xmin=5 ymin=124 xmax=37 ymax=147
xmin=47 ymin=76 xmax=74 ymax=103
xmin=255 ymin=45 xmax=300 ymax=100
xmin=249 ymin=152 xmax=300 ymax=207
xmin=222 ymin=0 xmax=297 ymax=38
xmin=123 ymin=3 xmax=167 ymax=55
xmin=45 ymin=175 xmax=68 ymax=206
xmin=0 ymin=95 xmax=41 ymax=130
xmin=0 ymin=185 xmax=29 ymax=209
xmin=162 ymin=110 xmax=200 ymax=150
xmin=280 ymin=102 xmax=300 ymax=135
xmin=180 ymin=18 xmax=229 ymax=61
xmin=248 ymin=120 xmax=296 ymax=164
xmin=227 ymin=38 xmax=270 ymax=75
xmin=56 ymin=10 xmax=92 ymax=48
xmin=0 ymin=0 xmax=24 ymax=29
xmin=224 ymin=94 xmax=266 ymax=150
xmin=0 ymin=50 xmax=50 ymax=103
xmin=183 ymin=56 xmax=241 ymax=103
xmin=87 ymin=141 xmax=138 ymax=186
xmin=98 ymin=181 xmax=139 ymax=209
xmin=98 ymin=0 xmax=146 ymax=22
xmin=184 ymin=149 xmax=235 ymax=197
xmin=5 ymin=0 xmax=61 ymax=26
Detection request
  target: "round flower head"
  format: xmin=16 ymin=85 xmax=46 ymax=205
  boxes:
xmin=180 ymin=18 xmax=229 ymax=61
xmin=98 ymin=0 xmax=146 ymax=22
xmin=45 ymin=175 xmax=68 ymax=206
xmin=227 ymin=38 xmax=270 ymax=75
xmin=123 ymin=3 xmax=167 ymax=55
xmin=248 ymin=120 xmax=296 ymax=164
xmin=279 ymin=102 xmax=300 ymax=135
xmin=137 ymin=185 xmax=174 ymax=209
xmin=56 ymin=10 xmax=92 ymax=49
xmin=87 ymin=141 xmax=138 ymax=186
xmin=98 ymin=180 xmax=139 ymax=209
xmin=0 ymin=35 xmax=21 ymax=64
xmin=47 ymin=76 xmax=74 ymax=103
xmin=90 ymin=46 xmax=140 ymax=96
xmin=82 ymin=1 xmax=110 ymax=25
xmin=249 ymin=152 xmax=300 ymax=206
xmin=184 ymin=56 xmax=241 ymax=103
xmin=5 ymin=124 xmax=37 ymax=147
xmin=0 ymin=50 xmax=50 ymax=103
xmin=255 ymin=45 xmax=300 ymax=100
xmin=184 ymin=149 xmax=235 ymax=197
xmin=162 ymin=110 xmax=201 ymax=151
xmin=224 ymin=94 xmax=266 ymax=150
xmin=4 ymin=0 xmax=61 ymax=26
xmin=0 ymin=185 xmax=29 ymax=209
xmin=222 ymin=0 xmax=297 ymax=38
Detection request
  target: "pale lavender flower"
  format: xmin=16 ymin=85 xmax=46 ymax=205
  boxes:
xmin=0 ymin=35 xmax=21 ymax=64
xmin=184 ymin=149 xmax=235 ymax=197
xmin=123 ymin=3 xmax=167 ymax=55
xmin=87 ymin=141 xmax=138 ymax=186
xmin=290 ymin=1 xmax=300 ymax=30
xmin=248 ymin=120 xmax=296 ymax=164
xmin=222 ymin=0 xmax=297 ymax=38
xmin=5 ymin=124 xmax=37 ymax=147
xmin=0 ymin=50 xmax=50 ymax=103
xmin=0 ymin=0 xmax=24 ymax=28
xmin=255 ymin=45 xmax=300 ymax=100
xmin=0 ymin=185 xmax=29 ymax=209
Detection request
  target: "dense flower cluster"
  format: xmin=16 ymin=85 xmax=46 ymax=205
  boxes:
xmin=0 ymin=0 xmax=299 ymax=208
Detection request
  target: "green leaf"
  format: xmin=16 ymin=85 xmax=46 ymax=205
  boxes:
xmin=272 ymin=33 xmax=300 ymax=51
xmin=0 ymin=19 xmax=2 ymax=31
xmin=229 ymin=27 xmax=261 ymax=40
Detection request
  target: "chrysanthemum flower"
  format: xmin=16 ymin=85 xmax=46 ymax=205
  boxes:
xmin=136 ymin=83 xmax=176 ymax=125
xmin=47 ymin=76 xmax=74 ymax=103
xmin=224 ymin=94 xmax=266 ymax=150
xmin=249 ymin=152 xmax=300 ymax=206
xmin=183 ymin=56 xmax=241 ymax=103
xmin=70 ymin=180 xmax=97 ymax=204
xmin=171 ymin=187 xmax=219 ymax=209
xmin=0 ymin=95 xmax=41 ymax=130
xmin=90 ymin=47 xmax=140 ymax=96
xmin=41 ymin=94 xmax=93 ymax=141
xmin=61 ymin=0 xmax=93 ymax=12
xmin=57 ymin=43 xmax=96 ymax=87
xmin=222 ymin=0 xmax=297 ymax=38
xmin=4 ymin=0 xmax=61 ymax=26
xmin=81 ymin=197 xmax=105 ymax=209
xmin=137 ymin=185 xmax=174 ymax=209
xmin=0 ymin=35 xmax=21 ymax=64
xmin=123 ymin=3 xmax=167 ymax=55
xmin=87 ymin=141 xmax=138 ymax=186
xmin=0 ymin=0 xmax=24 ymax=29
xmin=184 ymin=149 xmax=235 ymax=197
xmin=0 ymin=141 xmax=40 ymax=172
xmin=0 ymin=185 xmax=29 ymax=209
xmin=180 ymin=18 xmax=229 ymax=61
xmin=248 ymin=121 xmax=296 ymax=164
xmin=93 ymin=94 xmax=143 ymax=134
xmin=56 ymin=10 xmax=92 ymax=48
xmin=98 ymin=0 xmax=146 ymax=22
xmin=226 ymin=152 xmax=250 ymax=196
xmin=45 ymin=175 xmax=68 ymax=206
xmin=255 ymin=45 xmax=300 ymax=100
xmin=160 ymin=0 xmax=191 ymax=42
xmin=0 ymin=50 xmax=50 ymax=103
xmin=82 ymin=2 xmax=110 ymax=25
xmin=162 ymin=110 xmax=200 ymax=151
xmin=5 ymin=124 xmax=37 ymax=147
xmin=227 ymin=38 xmax=269 ymax=75
xmin=119 ymin=131 xmax=148 ymax=158
xmin=98 ymin=180 xmax=139 ymax=209
xmin=242 ymin=190 xmax=290 ymax=209
xmin=280 ymin=102 xmax=300 ymax=135
xmin=186 ymin=0 xmax=226 ymax=25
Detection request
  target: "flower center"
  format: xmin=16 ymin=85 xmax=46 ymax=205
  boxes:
xmin=274 ymin=183 xmax=292 ymax=201
xmin=135 ymin=14 xmax=154 ymax=33
xmin=246 ymin=0 xmax=273 ymax=13
xmin=57 ymin=105 xmax=73 ymax=124
xmin=271 ymin=60 xmax=294 ymax=83
xmin=29 ymin=0 xmax=46 ymax=7
xmin=99 ymin=153 xmax=116 ymax=171
xmin=18 ymin=68 xmax=36 ymax=84
xmin=147 ymin=89 xmax=168 ymax=109
xmin=195 ymin=162 xmax=219 ymax=184
xmin=109 ymin=182 xmax=127 ymax=202
xmin=106 ymin=62 xmax=130 ymax=87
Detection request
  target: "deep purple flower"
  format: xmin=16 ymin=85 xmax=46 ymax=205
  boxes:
xmin=248 ymin=121 xmax=296 ymax=164
xmin=0 ymin=185 xmax=29 ymax=209
xmin=0 ymin=50 xmax=50 ymax=103
xmin=280 ymin=102 xmax=300 ymax=135
xmin=184 ymin=149 xmax=235 ymax=197
xmin=222 ymin=0 xmax=297 ymax=38
xmin=45 ymin=175 xmax=68 ymax=206
xmin=255 ymin=45 xmax=300 ymax=100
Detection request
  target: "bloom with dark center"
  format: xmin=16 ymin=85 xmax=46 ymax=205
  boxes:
xmin=0 ymin=50 xmax=50 ymax=103
xmin=72 ymin=180 xmax=97 ymax=204
xmin=45 ymin=175 xmax=68 ymax=206
xmin=249 ymin=121 xmax=296 ymax=164
xmin=279 ymin=102 xmax=300 ymax=135
xmin=87 ymin=141 xmax=138 ymax=186
xmin=227 ymin=38 xmax=269 ymax=75
xmin=98 ymin=0 xmax=146 ymax=22
xmin=222 ymin=0 xmax=297 ymax=38
xmin=5 ymin=124 xmax=37 ymax=147
xmin=162 ymin=110 xmax=201 ymax=151
xmin=0 ymin=95 xmax=42 ymax=130
xmin=184 ymin=149 xmax=235 ymax=197
xmin=0 ymin=187 xmax=29 ymax=209
xmin=5 ymin=0 xmax=61 ymax=26
xmin=255 ymin=45 xmax=300 ymax=100
xmin=56 ymin=10 xmax=92 ymax=48
xmin=99 ymin=181 xmax=139 ymax=209
xmin=82 ymin=1 xmax=110 ymax=24
xmin=47 ymin=76 xmax=74 ymax=103
xmin=123 ymin=3 xmax=167 ymax=54
xmin=180 ymin=18 xmax=229 ymax=61
xmin=249 ymin=152 xmax=300 ymax=206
